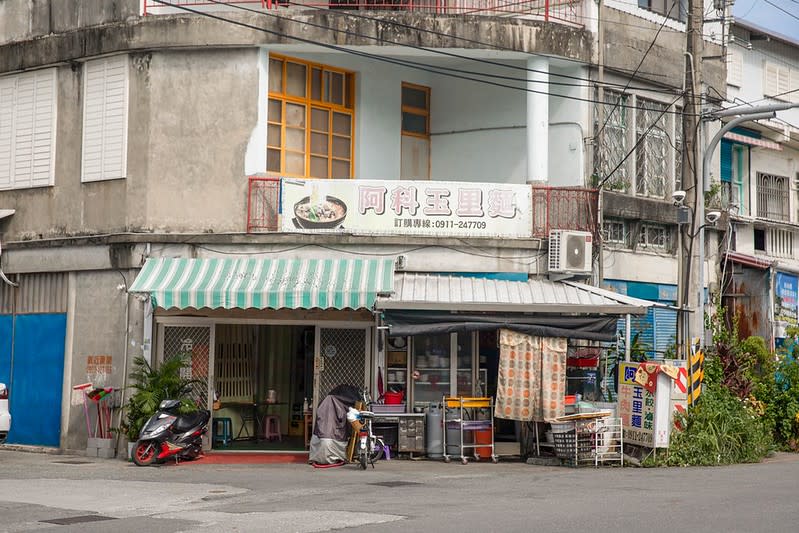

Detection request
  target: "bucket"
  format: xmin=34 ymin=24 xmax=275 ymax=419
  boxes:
xmin=474 ymin=429 xmax=493 ymax=460
xmin=384 ymin=390 xmax=404 ymax=405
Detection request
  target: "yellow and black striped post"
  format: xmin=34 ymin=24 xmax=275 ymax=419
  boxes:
xmin=687 ymin=341 xmax=704 ymax=406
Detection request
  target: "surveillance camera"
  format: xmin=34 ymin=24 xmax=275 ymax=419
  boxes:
xmin=706 ymin=211 xmax=721 ymax=224
xmin=672 ymin=190 xmax=686 ymax=205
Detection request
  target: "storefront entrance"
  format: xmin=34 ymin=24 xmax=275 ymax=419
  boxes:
xmin=158 ymin=320 xmax=371 ymax=452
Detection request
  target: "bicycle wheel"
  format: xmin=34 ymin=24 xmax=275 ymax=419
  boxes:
xmin=369 ymin=439 xmax=384 ymax=463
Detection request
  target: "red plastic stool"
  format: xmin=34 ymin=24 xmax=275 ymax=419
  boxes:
xmin=262 ymin=415 xmax=282 ymax=442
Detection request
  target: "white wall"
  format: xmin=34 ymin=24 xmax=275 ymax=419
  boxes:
xmin=603 ymin=249 xmax=679 ymax=285
xmin=261 ymin=49 xmax=590 ymax=185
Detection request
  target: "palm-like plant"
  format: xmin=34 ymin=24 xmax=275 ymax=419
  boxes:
xmin=121 ymin=355 xmax=202 ymax=441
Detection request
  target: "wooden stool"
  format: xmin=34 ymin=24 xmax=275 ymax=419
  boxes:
xmin=262 ymin=415 xmax=282 ymax=442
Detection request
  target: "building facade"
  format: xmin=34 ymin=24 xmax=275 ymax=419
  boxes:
xmin=0 ymin=0 xmax=723 ymax=452
xmin=721 ymin=19 xmax=799 ymax=346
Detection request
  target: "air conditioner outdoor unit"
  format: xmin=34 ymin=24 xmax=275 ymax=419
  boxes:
xmin=548 ymin=230 xmax=593 ymax=275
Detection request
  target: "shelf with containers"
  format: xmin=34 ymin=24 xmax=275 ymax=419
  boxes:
xmin=385 ymin=336 xmax=409 ymax=407
xmin=410 ymin=332 xmax=476 ymax=407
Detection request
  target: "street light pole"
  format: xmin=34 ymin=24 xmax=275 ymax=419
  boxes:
xmin=690 ymin=103 xmax=798 ymax=348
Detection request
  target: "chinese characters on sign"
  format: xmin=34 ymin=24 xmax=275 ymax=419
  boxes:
xmin=618 ymin=360 xmax=688 ymax=448
xmin=774 ymin=272 xmax=798 ymax=329
xmin=280 ymin=179 xmax=533 ymax=238
xmin=618 ymin=362 xmax=658 ymax=447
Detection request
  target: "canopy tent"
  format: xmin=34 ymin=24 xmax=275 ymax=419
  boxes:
xmin=128 ymin=257 xmax=395 ymax=310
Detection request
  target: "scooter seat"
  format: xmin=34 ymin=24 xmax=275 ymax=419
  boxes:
xmin=173 ymin=410 xmax=210 ymax=432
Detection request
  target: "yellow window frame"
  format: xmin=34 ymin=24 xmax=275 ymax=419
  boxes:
xmin=401 ymin=82 xmax=430 ymax=139
xmin=267 ymin=54 xmax=356 ymax=179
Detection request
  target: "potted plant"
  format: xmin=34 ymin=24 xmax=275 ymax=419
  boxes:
xmin=119 ymin=355 xmax=202 ymax=459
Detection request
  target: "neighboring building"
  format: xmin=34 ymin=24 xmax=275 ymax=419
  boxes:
xmin=0 ymin=0 xmax=722 ymax=453
xmin=720 ymin=18 xmax=799 ymax=347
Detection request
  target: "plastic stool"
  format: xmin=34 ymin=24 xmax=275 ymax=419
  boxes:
xmin=212 ymin=417 xmax=232 ymax=447
xmin=262 ymin=415 xmax=282 ymax=442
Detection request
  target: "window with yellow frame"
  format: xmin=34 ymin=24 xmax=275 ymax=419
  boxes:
xmin=401 ymin=83 xmax=430 ymax=138
xmin=267 ymin=54 xmax=355 ymax=179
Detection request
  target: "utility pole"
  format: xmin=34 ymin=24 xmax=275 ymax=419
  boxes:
xmin=681 ymin=0 xmax=705 ymax=355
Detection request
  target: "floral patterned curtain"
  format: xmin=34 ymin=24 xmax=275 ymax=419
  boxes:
xmin=494 ymin=329 xmax=567 ymax=422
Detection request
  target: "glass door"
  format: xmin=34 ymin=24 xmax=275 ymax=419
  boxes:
xmin=456 ymin=332 xmax=474 ymax=397
xmin=411 ymin=333 xmax=452 ymax=405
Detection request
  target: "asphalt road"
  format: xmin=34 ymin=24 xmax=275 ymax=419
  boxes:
xmin=1 ymin=449 xmax=798 ymax=533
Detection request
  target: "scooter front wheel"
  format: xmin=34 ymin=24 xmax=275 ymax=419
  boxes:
xmin=133 ymin=441 xmax=158 ymax=466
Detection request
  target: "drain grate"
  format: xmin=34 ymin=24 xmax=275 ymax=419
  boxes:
xmin=52 ymin=460 xmax=93 ymax=465
xmin=41 ymin=515 xmax=117 ymax=525
xmin=368 ymin=481 xmax=422 ymax=487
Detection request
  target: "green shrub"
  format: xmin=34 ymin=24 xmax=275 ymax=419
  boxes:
xmin=119 ymin=355 xmax=201 ymax=441
xmin=659 ymin=356 xmax=773 ymax=466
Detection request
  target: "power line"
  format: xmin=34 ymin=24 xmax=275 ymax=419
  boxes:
xmin=596 ymin=94 xmax=684 ymax=190
xmin=762 ymin=0 xmax=799 ymax=22
xmin=152 ymin=0 xmax=697 ymax=115
xmin=593 ymin=2 xmax=678 ymax=148
xmin=206 ymin=0 xmax=694 ymax=98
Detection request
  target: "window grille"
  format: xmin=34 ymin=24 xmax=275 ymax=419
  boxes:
xmin=768 ymin=228 xmax=794 ymax=259
xmin=594 ymin=90 xmax=629 ymax=192
xmin=638 ymin=223 xmax=670 ymax=250
xmin=602 ymin=218 xmax=629 ymax=246
xmin=635 ymin=98 xmax=668 ymax=199
xmin=756 ymin=173 xmax=789 ymax=221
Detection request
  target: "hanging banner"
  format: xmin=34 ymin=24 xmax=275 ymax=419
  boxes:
xmin=280 ymin=178 xmax=533 ymax=239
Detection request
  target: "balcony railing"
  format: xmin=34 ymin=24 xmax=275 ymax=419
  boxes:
xmin=247 ymin=177 xmax=281 ymax=232
xmin=246 ymin=177 xmax=598 ymax=238
xmin=143 ymin=0 xmax=584 ymax=26
xmin=530 ymin=186 xmax=598 ymax=239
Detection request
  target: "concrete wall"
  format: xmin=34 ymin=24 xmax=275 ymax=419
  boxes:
xmin=63 ymin=268 xmax=145 ymax=452
xmin=141 ymin=48 xmax=259 ymax=233
xmin=602 ymin=4 xmax=725 ymax=96
xmin=0 ymin=0 xmax=139 ymax=46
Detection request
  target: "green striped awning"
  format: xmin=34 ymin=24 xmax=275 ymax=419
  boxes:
xmin=128 ymin=258 xmax=395 ymax=310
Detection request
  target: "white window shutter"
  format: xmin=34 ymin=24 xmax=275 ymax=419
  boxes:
xmin=12 ymin=74 xmax=35 ymax=190
xmin=82 ymin=55 xmax=128 ymax=182
xmin=791 ymin=68 xmax=799 ymax=104
xmin=31 ymin=69 xmax=56 ymax=187
xmin=0 ymin=78 xmax=14 ymax=189
xmin=764 ymin=61 xmax=779 ymax=97
xmin=0 ymin=69 xmax=55 ymax=190
xmin=727 ymin=49 xmax=742 ymax=88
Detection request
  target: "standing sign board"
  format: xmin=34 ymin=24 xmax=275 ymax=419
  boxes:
xmin=618 ymin=360 xmax=688 ymax=448
xmin=280 ymin=178 xmax=533 ymax=239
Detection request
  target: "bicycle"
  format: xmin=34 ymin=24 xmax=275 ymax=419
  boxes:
xmin=354 ymin=389 xmax=385 ymax=470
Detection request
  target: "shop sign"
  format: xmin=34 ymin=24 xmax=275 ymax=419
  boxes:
xmin=774 ymin=272 xmax=798 ymax=327
xmin=618 ymin=360 xmax=687 ymax=448
xmin=280 ymin=178 xmax=533 ymax=239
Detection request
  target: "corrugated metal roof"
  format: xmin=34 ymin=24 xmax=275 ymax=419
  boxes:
xmin=376 ymin=273 xmax=655 ymax=315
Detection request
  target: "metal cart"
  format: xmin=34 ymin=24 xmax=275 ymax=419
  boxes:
xmin=442 ymin=396 xmax=498 ymax=464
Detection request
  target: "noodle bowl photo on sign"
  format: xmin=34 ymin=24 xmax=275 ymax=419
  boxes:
xmin=293 ymin=195 xmax=348 ymax=229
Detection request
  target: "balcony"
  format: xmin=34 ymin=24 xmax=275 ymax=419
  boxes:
xmin=143 ymin=0 xmax=585 ymax=26
xmin=247 ymin=176 xmax=598 ymax=239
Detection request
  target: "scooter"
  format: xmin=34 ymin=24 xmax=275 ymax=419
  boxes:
xmin=132 ymin=399 xmax=210 ymax=466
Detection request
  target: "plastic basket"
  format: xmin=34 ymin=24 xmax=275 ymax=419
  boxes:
xmin=552 ymin=423 xmax=594 ymax=465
